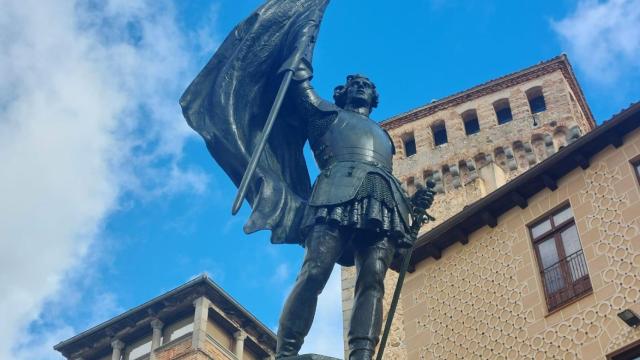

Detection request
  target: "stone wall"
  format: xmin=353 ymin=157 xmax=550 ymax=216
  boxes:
xmin=400 ymin=128 xmax=640 ymax=359
xmin=342 ymin=66 xmax=594 ymax=358
xmin=389 ymin=70 xmax=590 ymax=193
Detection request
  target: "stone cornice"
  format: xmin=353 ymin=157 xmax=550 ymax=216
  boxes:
xmin=382 ymin=55 xmax=596 ymax=131
xmin=54 ymin=274 xmax=276 ymax=359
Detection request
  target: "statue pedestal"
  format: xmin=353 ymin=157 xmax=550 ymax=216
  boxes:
xmin=280 ymin=355 xmax=341 ymax=360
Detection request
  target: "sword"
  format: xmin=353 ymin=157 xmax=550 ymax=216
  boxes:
xmin=376 ymin=181 xmax=436 ymax=360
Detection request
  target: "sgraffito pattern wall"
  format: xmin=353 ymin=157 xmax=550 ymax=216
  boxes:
xmin=400 ymin=129 xmax=640 ymax=359
xmin=578 ymin=161 xmax=640 ymax=354
xmin=408 ymin=226 xmax=535 ymax=359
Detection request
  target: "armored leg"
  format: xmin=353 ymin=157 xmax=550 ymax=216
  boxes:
xmin=276 ymin=225 xmax=344 ymax=359
xmin=348 ymin=238 xmax=394 ymax=360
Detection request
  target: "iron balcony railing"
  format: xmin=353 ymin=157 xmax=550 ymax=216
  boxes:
xmin=541 ymin=249 xmax=592 ymax=310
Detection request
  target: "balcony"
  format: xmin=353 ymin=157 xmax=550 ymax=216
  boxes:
xmin=541 ymin=250 xmax=592 ymax=311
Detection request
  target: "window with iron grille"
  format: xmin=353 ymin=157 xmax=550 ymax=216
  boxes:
xmin=494 ymin=99 xmax=513 ymax=125
xmin=633 ymin=158 xmax=640 ymax=186
xmin=462 ymin=110 xmax=480 ymax=135
xmin=404 ymin=137 xmax=417 ymax=157
xmin=526 ymin=87 xmax=547 ymax=114
xmin=529 ymin=205 xmax=592 ymax=311
xmin=431 ymin=120 xmax=448 ymax=146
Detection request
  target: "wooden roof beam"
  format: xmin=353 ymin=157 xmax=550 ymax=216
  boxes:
xmin=426 ymin=244 xmax=442 ymax=260
xmin=573 ymin=153 xmax=590 ymax=169
xmin=452 ymin=228 xmax=468 ymax=245
xmin=607 ymin=131 xmax=624 ymax=148
xmin=541 ymin=174 xmax=558 ymax=191
xmin=510 ymin=191 xmax=528 ymax=209
xmin=481 ymin=211 xmax=498 ymax=228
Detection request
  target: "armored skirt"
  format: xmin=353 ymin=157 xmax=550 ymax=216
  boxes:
xmin=301 ymin=172 xmax=411 ymax=259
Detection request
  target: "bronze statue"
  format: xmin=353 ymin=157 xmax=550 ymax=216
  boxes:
xmin=180 ymin=1 xmax=435 ymax=359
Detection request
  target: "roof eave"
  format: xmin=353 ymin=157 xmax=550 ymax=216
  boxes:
xmin=54 ymin=274 xmax=276 ymax=355
xmin=404 ymin=101 xmax=640 ymax=270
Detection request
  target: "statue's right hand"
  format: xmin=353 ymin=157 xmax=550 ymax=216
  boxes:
xmin=411 ymin=185 xmax=435 ymax=211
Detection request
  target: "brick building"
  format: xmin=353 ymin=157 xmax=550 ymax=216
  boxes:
xmin=54 ymin=275 xmax=276 ymax=360
xmin=341 ymin=56 xmax=640 ymax=359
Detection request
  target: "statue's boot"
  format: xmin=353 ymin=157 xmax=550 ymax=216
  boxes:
xmin=275 ymin=327 xmax=302 ymax=359
xmin=347 ymin=239 xmax=394 ymax=360
xmin=276 ymin=225 xmax=343 ymax=358
xmin=349 ymin=349 xmax=374 ymax=360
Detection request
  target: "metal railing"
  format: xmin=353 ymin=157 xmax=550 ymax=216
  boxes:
xmin=541 ymin=250 xmax=591 ymax=310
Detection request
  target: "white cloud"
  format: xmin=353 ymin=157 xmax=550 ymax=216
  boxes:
xmin=552 ymin=0 xmax=640 ymax=84
xmin=0 ymin=0 xmax=217 ymax=358
xmin=300 ymin=266 xmax=345 ymax=358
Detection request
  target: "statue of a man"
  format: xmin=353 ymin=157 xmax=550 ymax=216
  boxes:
xmin=180 ymin=1 xmax=434 ymax=359
xmin=276 ymin=65 xmax=433 ymax=359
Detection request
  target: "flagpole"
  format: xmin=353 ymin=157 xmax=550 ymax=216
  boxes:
xmin=232 ymin=69 xmax=295 ymax=215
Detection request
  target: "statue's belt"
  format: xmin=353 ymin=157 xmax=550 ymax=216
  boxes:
xmin=321 ymin=153 xmax=392 ymax=173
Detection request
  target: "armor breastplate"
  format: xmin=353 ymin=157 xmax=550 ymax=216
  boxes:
xmin=311 ymin=110 xmax=394 ymax=171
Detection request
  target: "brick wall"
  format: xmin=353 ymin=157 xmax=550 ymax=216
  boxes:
xmin=155 ymin=336 xmax=192 ymax=360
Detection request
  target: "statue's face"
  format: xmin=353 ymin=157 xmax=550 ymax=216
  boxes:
xmin=345 ymin=78 xmax=375 ymax=109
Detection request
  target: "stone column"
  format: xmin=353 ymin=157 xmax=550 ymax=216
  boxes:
xmin=150 ymin=319 xmax=164 ymax=360
xmin=111 ymin=339 xmax=124 ymax=360
xmin=192 ymin=296 xmax=212 ymax=350
xmin=233 ymin=330 xmax=247 ymax=359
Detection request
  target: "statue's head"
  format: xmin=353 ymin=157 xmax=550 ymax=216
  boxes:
xmin=333 ymin=74 xmax=379 ymax=112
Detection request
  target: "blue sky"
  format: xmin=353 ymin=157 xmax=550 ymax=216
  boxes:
xmin=1 ymin=0 xmax=639 ymax=358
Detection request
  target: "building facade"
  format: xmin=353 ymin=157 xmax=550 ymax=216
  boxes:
xmin=340 ymin=56 xmax=640 ymax=359
xmin=385 ymin=55 xmax=594 ymax=231
xmin=342 ymin=54 xmax=596 ymax=358
xmin=400 ymin=103 xmax=640 ymax=359
xmin=54 ymin=275 xmax=276 ymax=360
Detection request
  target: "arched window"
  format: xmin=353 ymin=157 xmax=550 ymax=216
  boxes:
xmin=493 ymin=99 xmax=513 ymax=124
xmin=526 ymin=87 xmax=547 ymax=114
xmin=462 ymin=110 xmax=480 ymax=135
xmin=431 ymin=120 xmax=448 ymax=146
xmin=402 ymin=132 xmax=417 ymax=157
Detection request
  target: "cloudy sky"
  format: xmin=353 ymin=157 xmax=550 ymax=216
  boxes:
xmin=0 ymin=0 xmax=639 ymax=358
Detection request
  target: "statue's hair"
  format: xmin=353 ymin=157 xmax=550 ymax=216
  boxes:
xmin=333 ymin=74 xmax=379 ymax=110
